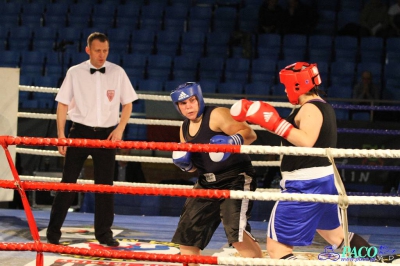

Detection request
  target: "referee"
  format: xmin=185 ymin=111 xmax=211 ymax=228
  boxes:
xmin=46 ymin=32 xmax=138 ymax=247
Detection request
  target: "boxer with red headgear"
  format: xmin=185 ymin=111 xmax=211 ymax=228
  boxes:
xmin=231 ymin=62 xmax=375 ymax=261
xmin=279 ymin=62 xmax=321 ymax=105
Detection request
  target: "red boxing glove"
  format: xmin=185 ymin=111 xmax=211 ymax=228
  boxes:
xmin=246 ymin=101 xmax=293 ymax=138
xmin=230 ymin=99 xmax=253 ymax=122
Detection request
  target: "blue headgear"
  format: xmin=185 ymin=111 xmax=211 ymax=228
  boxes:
xmin=170 ymin=82 xmax=205 ymax=118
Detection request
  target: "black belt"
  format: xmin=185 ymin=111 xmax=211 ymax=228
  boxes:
xmin=73 ymin=122 xmax=114 ymax=132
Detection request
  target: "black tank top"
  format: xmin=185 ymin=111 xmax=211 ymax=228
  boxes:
xmin=281 ymin=100 xmax=337 ymax=172
xmin=182 ymin=106 xmax=252 ymax=176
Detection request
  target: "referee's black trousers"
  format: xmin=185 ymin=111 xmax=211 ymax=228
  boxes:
xmin=47 ymin=123 xmax=116 ymax=242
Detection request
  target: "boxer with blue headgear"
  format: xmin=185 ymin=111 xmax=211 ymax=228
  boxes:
xmin=170 ymin=82 xmax=205 ymax=118
xmin=169 ymin=82 xmax=262 ymax=263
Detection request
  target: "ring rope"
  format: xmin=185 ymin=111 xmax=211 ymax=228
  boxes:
xmin=15 ymin=147 xmax=279 ymax=166
xmin=1 ymin=179 xmax=399 ymax=206
xmin=18 ymin=85 xmax=292 ymax=108
xmin=17 ymin=112 xmax=184 ymax=127
xmin=16 ymin=147 xmax=400 ymax=171
xmin=13 ymin=86 xmax=399 ymax=266
xmin=332 ymin=103 xmax=400 ymax=111
xmin=19 ymin=85 xmax=400 ymax=112
xmin=5 ymin=136 xmax=400 ymax=158
xmin=5 ymin=137 xmax=400 ymax=206
xmin=18 ymin=112 xmax=400 ymax=136
xmin=1 ymin=149 xmax=396 ymax=261
xmin=19 ymin=175 xmax=400 ymax=197
xmin=20 ymin=176 xmax=399 ymax=197
xmin=337 ymin=128 xmax=400 ymax=135
xmin=0 ymin=242 xmax=385 ymax=266
xmin=336 ymin=164 xmax=400 ymax=171
xmin=17 ymin=176 xmax=400 ymax=197
xmin=18 ymin=85 xmax=400 ymax=136
xmin=20 ymin=175 xmax=208 ymax=189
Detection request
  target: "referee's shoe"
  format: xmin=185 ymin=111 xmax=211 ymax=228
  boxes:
xmin=99 ymin=238 xmax=119 ymax=247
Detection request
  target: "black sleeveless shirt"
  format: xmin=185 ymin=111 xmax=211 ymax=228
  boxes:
xmin=182 ymin=106 xmax=253 ymax=176
xmin=281 ymin=100 xmax=337 ymax=172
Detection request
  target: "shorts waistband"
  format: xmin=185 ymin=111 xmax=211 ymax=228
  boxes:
xmin=281 ymin=165 xmax=334 ymax=180
xmin=73 ymin=122 xmax=114 ymax=132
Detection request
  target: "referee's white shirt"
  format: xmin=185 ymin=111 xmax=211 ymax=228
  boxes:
xmin=56 ymin=60 xmax=138 ymax=128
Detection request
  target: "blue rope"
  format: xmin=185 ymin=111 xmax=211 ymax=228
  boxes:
xmin=336 ymin=164 xmax=400 ymax=171
xmin=332 ymin=103 xmax=400 ymax=111
xmin=347 ymin=191 xmax=400 ymax=197
xmin=323 ymin=103 xmax=400 ymax=135
xmin=337 ymin=128 xmax=400 ymax=135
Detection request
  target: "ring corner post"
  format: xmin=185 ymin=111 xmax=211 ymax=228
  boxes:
xmin=0 ymin=67 xmax=19 ymax=203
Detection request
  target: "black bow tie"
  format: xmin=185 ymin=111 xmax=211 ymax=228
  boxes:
xmin=90 ymin=67 xmax=106 ymax=74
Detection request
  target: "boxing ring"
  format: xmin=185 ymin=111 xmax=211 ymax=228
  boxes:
xmin=0 ymin=85 xmax=399 ymax=265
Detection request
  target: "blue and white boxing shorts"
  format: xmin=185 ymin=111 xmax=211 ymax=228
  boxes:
xmin=267 ymin=165 xmax=341 ymax=246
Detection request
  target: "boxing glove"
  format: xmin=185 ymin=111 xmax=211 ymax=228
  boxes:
xmin=172 ymin=151 xmax=194 ymax=171
xmin=209 ymin=134 xmax=243 ymax=162
xmin=230 ymin=99 xmax=253 ymax=122
xmin=246 ymin=101 xmax=293 ymax=138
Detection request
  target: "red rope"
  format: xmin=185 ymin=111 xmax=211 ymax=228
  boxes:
xmin=0 ymin=142 xmax=44 ymax=265
xmin=0 ymin=242 xmax=219 ymax=265
xmin=0 ymin=180 xmax=231 ymax=199
xmin=0 ymin=136 xmax=242 ymax=153
xmin=0 ymin=135 xmax=238 ymax=265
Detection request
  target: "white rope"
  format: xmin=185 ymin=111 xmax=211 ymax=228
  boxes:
xmin=17 ymin=112 xmax=184 ymax=127
xmin=229 ymin=191 xmax=400 ymax=205
xmin=15 ymin=147 xmax=280 ymax=166
xmin=19 ymin=85 xmax=59 ymax=93
xmin=15 ymin=144 xmax=400 ymax=159
xmin=18 ymin=85 xmax=294 ymax=108
xmin=19 ymin=175 xmax=279 ymax=193
xmin=127 ymin=117 xmax=182 ymax=126
xmin=16 ymin=112 xmax=264 ymax=134
xmin=16 ymin=148 xmax=169 ymax=163
xmin=16 ymin=113 xmax=262 ymax=134
xmin=217 ymin=257 xmax=383 ymax=266
xmin=240 ymin=145 xmax=400 ymax=158
xmin=18 ymin=176 xmax=400 ymax=206
xmin=18 ymin=112 xmax=57 ymax=120
xmin=18 ymin=111 xmax=266 ymax=131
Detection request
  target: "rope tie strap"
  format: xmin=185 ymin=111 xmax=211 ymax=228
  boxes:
xmin=325 ymin=148 xmax=349 ymax=208
xmin=326 ymin=148 xmax=351 ymax=264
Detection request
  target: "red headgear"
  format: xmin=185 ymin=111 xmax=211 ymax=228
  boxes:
xmin=279 ymin=62 xmax=321 ymax=105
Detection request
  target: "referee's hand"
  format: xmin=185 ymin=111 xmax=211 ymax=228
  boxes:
xmin=107 ymin=128 xmax=123 ymax=141
xmin=58 ymin=146 xmax=67 ymax=156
